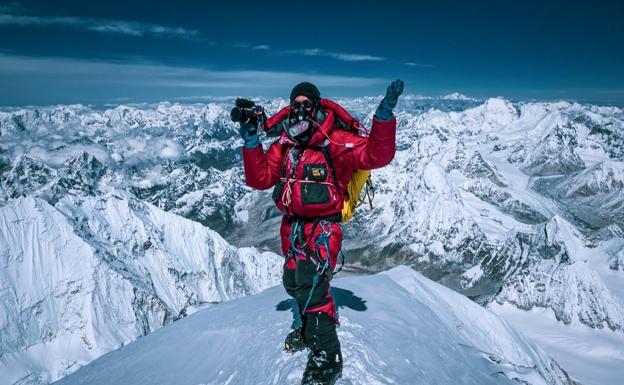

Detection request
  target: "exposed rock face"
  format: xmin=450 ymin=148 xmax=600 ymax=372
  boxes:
xmin=482 ymin=217 xmax=624 ymax=331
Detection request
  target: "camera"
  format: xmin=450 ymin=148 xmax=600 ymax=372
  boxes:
xmin=230 ymin=98 xmax=265 ymax=125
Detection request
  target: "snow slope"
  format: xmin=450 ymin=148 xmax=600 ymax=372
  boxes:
xmin=55 ymin=266 xmax=574 ymax=385
xmin=0 ymin=193 xmax=281 ymax=385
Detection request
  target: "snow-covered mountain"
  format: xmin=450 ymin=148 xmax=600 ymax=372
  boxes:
xmin=55 ymin=266 xmax=576 ymax=385
xmin=0 ymin=192 xmax=281 ymax=385
xmin=320 ymin=98 xmax=624 ymax=336
xmin=1 ymin=96 xmax=623 ymax=384
xmin=441 ymin=92 xmax=475 ymax=101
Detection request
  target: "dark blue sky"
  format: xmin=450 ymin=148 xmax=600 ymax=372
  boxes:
xmin=0 ymin=0 xmax=622 ymax=105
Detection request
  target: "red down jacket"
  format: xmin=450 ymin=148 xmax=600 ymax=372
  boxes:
xmin=242 ymin=98 xmax=396 ymax=219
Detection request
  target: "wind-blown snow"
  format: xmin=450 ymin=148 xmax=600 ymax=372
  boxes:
xmin=55 ymin=266 xmax=574 ymax=385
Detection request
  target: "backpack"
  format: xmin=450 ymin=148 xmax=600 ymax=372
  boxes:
xmin=262 ymin=98 xmax=375 ymax=222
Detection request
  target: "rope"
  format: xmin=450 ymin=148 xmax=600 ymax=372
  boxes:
xmin=301 ymin=220 xmax=333 ymax=314
xmin=281 ymin=148 xmax=302 ymax=210
xmin=335 ymin=250 xmax=345 ymax=274
xmin=282 ymin=177 xmax=294 ymax=208
xmin=288 ymin=220 xmax=305 ymax=257
xmin=355 ymin=176 xmax=375 ymax=210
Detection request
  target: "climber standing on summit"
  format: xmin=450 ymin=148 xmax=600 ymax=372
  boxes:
xmin=236 ymin=79 xmax=403 ymax=384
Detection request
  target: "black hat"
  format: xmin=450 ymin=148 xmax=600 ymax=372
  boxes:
xmin=290 ymin=82 xmax=320 ymax=103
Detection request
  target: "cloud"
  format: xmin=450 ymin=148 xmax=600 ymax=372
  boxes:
xmin=234 ymin=44 xmax=430 ymax=67
xmin=234 ymin=43 xmax=270 ymax=50
xmin=0 ymin=54 xmax=389 ymax=104
xmin=281 ymin=48 xmax=386 ymax=62
xmin=0 ymin=11 xmax=199 ymax=38
xmin=405 ymin=62 xmax=434 ymax=68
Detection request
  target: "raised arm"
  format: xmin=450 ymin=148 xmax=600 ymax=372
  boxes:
xmin=352 ymin=80 xmax=404 ymax=170
xmin=241 ymin=139 xmax=286 ymax=190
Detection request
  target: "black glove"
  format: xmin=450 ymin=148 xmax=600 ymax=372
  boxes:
xmin=233 ymin=98 xmax=263 ymax=148
xmin=375 ymin=79 xmax=404 ymax=121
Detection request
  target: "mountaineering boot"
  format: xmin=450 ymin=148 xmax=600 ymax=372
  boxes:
xmin=300 ymin=312 xmax=342 ymax=384
xmin=301 ymin=350 xmax=343 ymax=385
xmin=284 ymin=328 xmax=307 ymax=353
xmin=284 ymin=304 xmax=307 ymax=353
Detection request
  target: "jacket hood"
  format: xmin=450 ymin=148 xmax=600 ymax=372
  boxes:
xmin=263 ymin=98 xmax=364 ymax=147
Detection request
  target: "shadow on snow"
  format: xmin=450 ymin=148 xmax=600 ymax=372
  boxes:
xmin=275 ymin=287 xmax=368 ymax=328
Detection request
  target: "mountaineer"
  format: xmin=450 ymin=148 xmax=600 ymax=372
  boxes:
xmin=235 ymin=79 xmax=403 ymax=384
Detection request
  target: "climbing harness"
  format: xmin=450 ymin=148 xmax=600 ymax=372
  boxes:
xmin=288 ymin=219 xmax=305 ymax=257
xmin=301 ymin=220 xmax=333 ymax=315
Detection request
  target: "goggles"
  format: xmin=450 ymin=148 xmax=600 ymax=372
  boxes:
xmin=291 ymin=99 xmax=317 ymax=111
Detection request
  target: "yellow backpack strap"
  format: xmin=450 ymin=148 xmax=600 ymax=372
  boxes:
xmin=363 ymin=175 xmax=374 ymax=209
